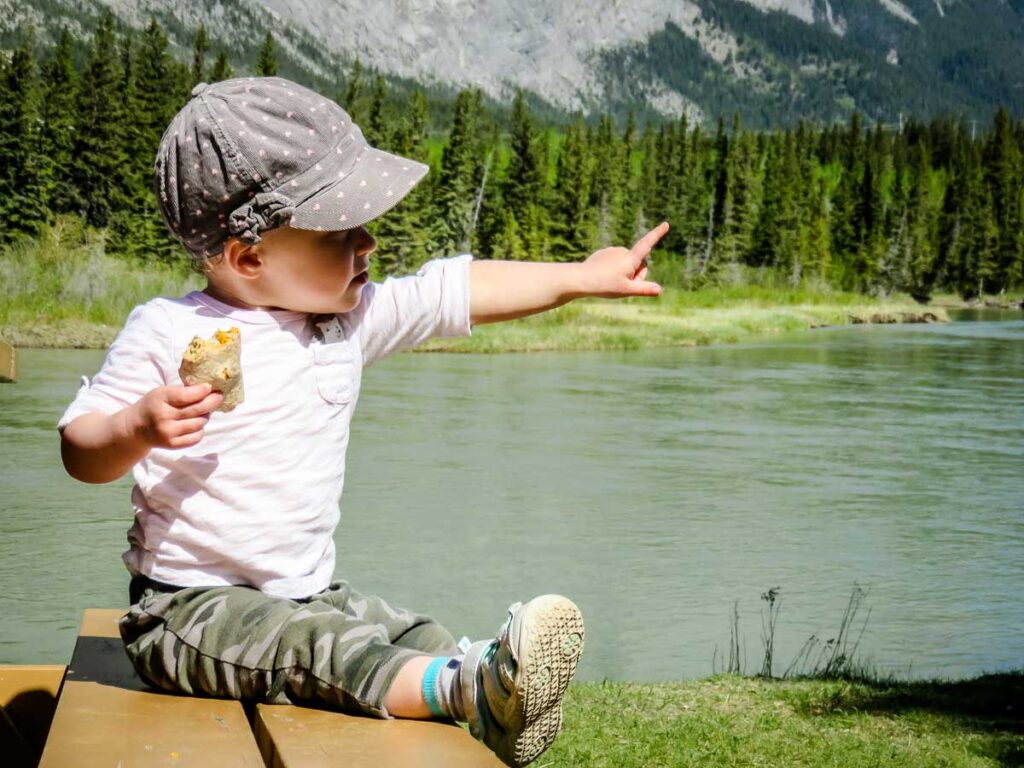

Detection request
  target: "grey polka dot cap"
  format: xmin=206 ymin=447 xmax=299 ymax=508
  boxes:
xmin=153 ymin=76 xmax=429 ymax=260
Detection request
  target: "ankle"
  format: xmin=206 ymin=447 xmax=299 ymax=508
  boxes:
xmin=422 ymin=654 xmax=467 ymax=721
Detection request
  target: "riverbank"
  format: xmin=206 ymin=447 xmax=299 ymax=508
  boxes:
xmin=2 ymin=286 xmax=950 ymax=354
xmin=549 ymin=672 xmax=1022 ymax=767
xmin=0 ymin=297 xmax=947 ymax=351
xmin=0 ymin=218 xmax=959 ymax=351
xmin=419 ymin=292 xmax=947 ymax=353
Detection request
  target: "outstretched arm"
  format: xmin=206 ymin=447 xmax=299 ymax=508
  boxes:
xmin=468 ymin=222 xmax=668 ymax=326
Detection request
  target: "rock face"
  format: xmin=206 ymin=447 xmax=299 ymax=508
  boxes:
xmin=260 ymin=0 xmax=731 ymax=115
xmin=4 ymin=0 xmax=1022 ymax=124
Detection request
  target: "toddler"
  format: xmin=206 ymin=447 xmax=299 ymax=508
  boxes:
xmin=58 ymin=76 xmax=665 ymax=766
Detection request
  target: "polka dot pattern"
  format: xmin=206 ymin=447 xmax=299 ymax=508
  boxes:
xmin=154 ymin=76 xmax=430 ymax=257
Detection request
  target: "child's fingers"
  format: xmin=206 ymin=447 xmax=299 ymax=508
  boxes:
xmin=176 ymin=391 xmax=224 ymax=418
xmin=167 ymin=429 xmax=205 ymax=449
xmin=170 ymin=416 xmax=210 ymax=437
xmin=630 ymin=221 xmax=669 ymax=258
xmin=164 ymin=383 xmax=213 ymax=407
xmin=629 ymin=280 xmax=662 ymax=296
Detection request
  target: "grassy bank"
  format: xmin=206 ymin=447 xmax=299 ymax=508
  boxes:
xmin=1 ymin=217 xmax=950 ymax=351
xmin=548 ymin=672 xmax=1022 ymax=767
xmin=0 ymin=217 xmax=201 ymax=349
xmin=420 ymin=288 xmax=947 ymax=353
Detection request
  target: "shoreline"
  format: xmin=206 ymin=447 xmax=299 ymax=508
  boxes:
xmin=551 ymin=670 xmax=1022 ymax=766
xmin=418 ymin=301 xmax=950 ymax=354
xmin=1 ymin=301 xmax=953 ymax=353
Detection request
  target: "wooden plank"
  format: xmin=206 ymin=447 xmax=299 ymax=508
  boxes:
xmin=0 ymin=665 xmax=65 ymax=760
xmin=0 ymin=339 xmax=16 ymax=383
xmin=38 ymin=609 xmax=264 ymax=768
xmin=255 ymin=703 xmax=504 ymax=768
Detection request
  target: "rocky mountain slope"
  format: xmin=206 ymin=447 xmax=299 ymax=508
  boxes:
xmin=2 ymin=0 xmax=1021 ymax=126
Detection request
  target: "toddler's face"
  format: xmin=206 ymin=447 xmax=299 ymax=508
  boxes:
xmin=251 ymin=225 xmax=377 ymax=314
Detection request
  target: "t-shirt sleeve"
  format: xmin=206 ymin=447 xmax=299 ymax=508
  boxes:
xmin=57 ymin=301 xmax=174 ymax=431
xmin=355 ymin=253 xmax=474 ymax=367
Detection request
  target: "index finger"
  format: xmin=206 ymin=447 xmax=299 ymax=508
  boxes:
xmin=164 ymin=383 xmax=213 ymax=407
xmin=631 ymin=221 xmax=669 ymax=258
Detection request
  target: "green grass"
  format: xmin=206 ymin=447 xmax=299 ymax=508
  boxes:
xmin=420 ymin=290 xmax=947 ymax=353
xmin=546 ymin=672 xmax=1023 ymax=767
xmin=0 ymin=215 xmax=201 ymax=348
xmin=1 ymin=216 xmax=948 ymax=350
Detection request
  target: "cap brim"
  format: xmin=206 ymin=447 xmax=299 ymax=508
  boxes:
xmin=288 ymin=146 xmax=429 ymax=231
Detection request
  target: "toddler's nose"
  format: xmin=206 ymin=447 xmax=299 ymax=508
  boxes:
xmin=354 ymin=226 xmax=377 ymax=256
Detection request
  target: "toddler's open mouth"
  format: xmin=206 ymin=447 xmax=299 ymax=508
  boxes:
xmin=352 ymin=270 xmax=369 ymax=285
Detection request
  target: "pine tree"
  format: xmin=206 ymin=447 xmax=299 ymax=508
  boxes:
xmin=750 ymin=133 xmax=798 ymax=277
xmin=650 ymin=121 xmax=677 ymax=247
xmin=728 ymin=115 xmax=762 ymax=272
xmin=852 ymin=150 xmax=886 ymax=291
xmin=805 ymin=173 xmax=832 ymax=282
xmin=467 ymin=100 xmax=498 ymax=255
xmin=344 ymin=57 xmax=363 ymax=122
xmin=210 ymin=51 xmax=233 ymax=82
xmin=111 ymin=18 xmax=185 ymax=260
xmin=116 ymin=26 xmax=141 ymax=204
xmin=985 ymin=106 xmax=1024 ymax=290
xmin=900 ymin=142 xmax=938 ymax=301
xmin=433 ymin=88 xmax=483 ymax=258
xmin=490 ymin=209 xmax=527 ymax=261
xmin=0 ymin=23 xmax=48 ymax=243
xmin=959 ymin=174 xmax=1000 ymax=299
xmin=136 ymin=20 xmax=182 ymax=160
xmin=589 ymin=113 xmax=619 ymax=248
xmin=255 ymin=32 xmax=277 ymax=77
xmin=365 ymin=74 xmax=388 ymax=147
xmin=372 ymin=89 xmax=432 ymax=274
xmin=830 ymin=165 xmax=858 ymax=287
xmin=70 ymin=11 xmax=129 ymax=229
xmin=635 ymin=120 xmax=658 ymax=239
xmin=550 ymin=114 xmax=593 ymax=261
xmin=615 ymin=109 xmax=641 ymax=245
xmin=192 ymin=24 xmax=209 ymax=87
xmin=776 ymin=132 xmax=803 ymax=281
xmin=677 ymin=124 xmax=708 ymax=266
xmin=502 ymin=90 xmax=543 ymax=243
xmin=38 ymin=26 xmax=78 ymax=216
xmin=936 ymin=129 xmax=970 ymax=293
xmin=712 ymin=117 xmax=730 ymax=237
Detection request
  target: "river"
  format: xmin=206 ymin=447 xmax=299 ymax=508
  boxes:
xmin=1 ymin=310 xmax=1021 ymax=682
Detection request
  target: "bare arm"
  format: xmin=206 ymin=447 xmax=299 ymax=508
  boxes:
xmin=61 ymin=384 xmax=223 ymax=484
xmin=469 ymin=222 xmax=668 ymax=325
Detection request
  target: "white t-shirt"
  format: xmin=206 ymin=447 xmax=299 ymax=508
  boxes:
xmin=58 ymin=254 xmax=474 ymax=599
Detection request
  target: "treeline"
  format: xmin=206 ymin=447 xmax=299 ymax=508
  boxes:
xmin=1 ymin=14 xmax=1022 ymax=300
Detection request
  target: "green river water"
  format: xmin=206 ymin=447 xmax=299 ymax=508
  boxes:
xmin=1 ymin=310 xmax=1021 ymax=682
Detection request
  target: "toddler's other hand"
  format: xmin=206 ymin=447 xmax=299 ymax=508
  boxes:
xmin=580 ymin=222 xmax=667 ymax=299
xmin=126 ymin=384 xmax=224 ymax=449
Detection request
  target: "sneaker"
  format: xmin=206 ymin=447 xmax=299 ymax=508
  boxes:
xmin=460 ymin=595 xmax=584 ymax=766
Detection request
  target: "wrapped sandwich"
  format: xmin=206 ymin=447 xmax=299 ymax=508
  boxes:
xmin=178 ymin=327 xmax=244 ymax=412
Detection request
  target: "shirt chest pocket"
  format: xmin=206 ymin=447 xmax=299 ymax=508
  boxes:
xmin=312 ymin=329 xmax=361 ymax=406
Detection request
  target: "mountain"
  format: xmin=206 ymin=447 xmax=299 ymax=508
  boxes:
xmin=1 ymin=0 xmax=1022 ymax=126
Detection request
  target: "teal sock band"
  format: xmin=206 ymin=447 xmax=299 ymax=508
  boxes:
xmin=422 ymin=656 xmax=448 ymax=718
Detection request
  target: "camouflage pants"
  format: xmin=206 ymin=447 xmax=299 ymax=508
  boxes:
xmin=118 ymin=575 xmax=459 ymax=718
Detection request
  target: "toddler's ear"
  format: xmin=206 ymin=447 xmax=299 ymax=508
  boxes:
xmin=222 ymin=237 xmax=264 ymax=279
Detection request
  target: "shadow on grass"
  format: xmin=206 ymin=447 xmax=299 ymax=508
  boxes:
xmin=791 ymin=671 xmax=1023 ymax=766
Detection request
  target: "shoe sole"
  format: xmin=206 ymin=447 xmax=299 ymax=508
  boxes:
xmin=504 ymin=595 xmax=584 ymax=766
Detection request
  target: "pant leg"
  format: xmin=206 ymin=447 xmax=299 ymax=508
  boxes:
xmin=306 ymin=580 xmax=459 ymax=657
xmin=119 ymin=575 xmax=456 ymax=718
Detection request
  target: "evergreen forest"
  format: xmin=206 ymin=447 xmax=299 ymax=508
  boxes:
xmin=2 ymin=14 xmax=1022 ymax=301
